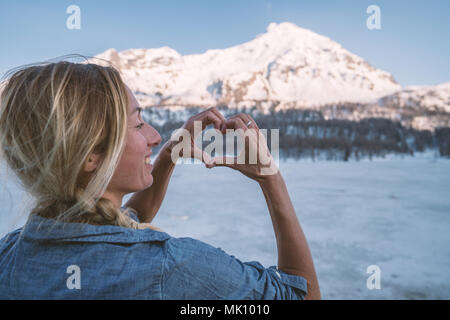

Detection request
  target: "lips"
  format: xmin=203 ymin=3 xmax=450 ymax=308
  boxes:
xmin=145 ymin=151 xmax=152 ymax=165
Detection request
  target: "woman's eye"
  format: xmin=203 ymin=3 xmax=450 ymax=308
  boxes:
xmin=136 ymin=122 xmax=145 ymax=129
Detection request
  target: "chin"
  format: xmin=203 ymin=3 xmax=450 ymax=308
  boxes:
xmin=145 ymin=175 xmax=154 ymax=188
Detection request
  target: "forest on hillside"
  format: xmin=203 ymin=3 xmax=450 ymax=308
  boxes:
xmin=143 ymin=106 xmax=450 ymax=161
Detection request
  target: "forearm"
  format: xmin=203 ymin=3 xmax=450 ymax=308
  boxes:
xmin=259 ymin=173 xmax=321 ymax=300
xmin=125 ymin=140 xmax=176 ymax=223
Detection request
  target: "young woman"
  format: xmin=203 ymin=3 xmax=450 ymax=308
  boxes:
xmin=0 ymin=61 xmax=320 ymax=299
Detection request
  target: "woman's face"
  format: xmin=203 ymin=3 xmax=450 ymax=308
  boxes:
xmin=102 ymin=86 xmax=162 ymax=203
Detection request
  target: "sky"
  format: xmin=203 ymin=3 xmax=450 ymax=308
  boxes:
xmin=0 ymin=0 xmax=449 ymax=86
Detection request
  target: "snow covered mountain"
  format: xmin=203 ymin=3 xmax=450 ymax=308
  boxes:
xmin=379 ymin=82 xmax=450 ymax=113
xmin=371 ymin=82 xmax=450 ymax=130
xmin=94 ymin=22 xmax=401 ymax=110
xmin=93 ymin=22 xmax=449 ymax=130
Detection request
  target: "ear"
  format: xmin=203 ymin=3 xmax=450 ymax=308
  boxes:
xmin=84 ymin=152 xmax=103 ymax=173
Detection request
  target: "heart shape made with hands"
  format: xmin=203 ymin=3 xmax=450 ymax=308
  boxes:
xmin=169 ymin=113 xmax=278 ymax=176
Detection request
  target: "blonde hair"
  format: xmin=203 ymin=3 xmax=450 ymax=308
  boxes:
xmin=0 ymin=59 xmax=160 ymax=231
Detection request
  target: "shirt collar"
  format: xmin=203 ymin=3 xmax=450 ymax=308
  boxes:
xmin=20 ymin=213 xmax=171 ymax=243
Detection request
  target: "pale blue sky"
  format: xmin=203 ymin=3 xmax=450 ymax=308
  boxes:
xmin=0 ymin=0 xmax=449 ymax=86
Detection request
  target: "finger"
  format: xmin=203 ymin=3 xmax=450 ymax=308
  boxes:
xmin=227 ymin=113 xmax=258 ymax=132
xmin=210 ymin=156 xmax=238 ymax=168
xmin=206 ymin=106 xmax=226 ymax=123
xmin=236 ymin=113 xmax=260 ymax=131
xmin=245 ymin=114 xmax=260 ymax=130
xmin=192 ymin=144 xmax=214 ymax=167
xmin=207 ymin=107 xmax=227 ymax=133
xmin=190 ymin=113 xmax=223 ymax=137
xmin=236 ymin=113 xmax=251 ymax=126
xmin=202 ymin=150 xmax=214 ymax=167
xmin=195 ymin=106 xmax=226 ymax=131
xmin=204 ymin=113 xmax=224 ymax=132
xmin=195 ymin=111 xmax=224 ymax=133
xmin=223 ymin=117 xmax=247 ymax=132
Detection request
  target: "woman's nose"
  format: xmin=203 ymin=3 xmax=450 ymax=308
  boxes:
xmin=147 ymin=124 xmax=162 ymax=147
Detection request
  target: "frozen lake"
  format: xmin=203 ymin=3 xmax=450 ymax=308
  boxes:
xmin=1 ymin=153 xmax=450 ymax=299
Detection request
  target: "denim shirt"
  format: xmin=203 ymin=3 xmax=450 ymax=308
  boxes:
xmin=0 ymin=207 xmax=307 ymax=299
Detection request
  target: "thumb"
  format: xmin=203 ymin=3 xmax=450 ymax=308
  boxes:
xmin=210 ymin=156 xmax=238 ymax=169
xmin=191 ymin=144 xmax=215 ymax=168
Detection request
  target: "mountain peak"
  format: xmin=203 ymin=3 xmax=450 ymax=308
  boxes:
xmin=265 ymin=21 xmax=324 ymax=39
xmin=94 ymin=22 xmax=403 ymax=109
xmin=266 ymin=22 xmax=301 ymax=33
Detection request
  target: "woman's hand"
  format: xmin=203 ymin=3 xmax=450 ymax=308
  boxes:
xmin=210 ymin=113 xmax=279 ymax=183
xmin=169 ymin=106 xmax=226 ymax=168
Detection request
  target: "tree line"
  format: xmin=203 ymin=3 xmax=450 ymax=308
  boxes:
xmin=143 ymin=106 xmax=450 ymax=161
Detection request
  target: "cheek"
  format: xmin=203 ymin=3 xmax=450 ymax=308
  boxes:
xmin=120 ymin=132 xmax=147 ymax=166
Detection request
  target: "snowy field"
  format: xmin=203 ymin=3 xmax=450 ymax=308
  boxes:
xmin=1 ymin=153 xmax=449 ymax=299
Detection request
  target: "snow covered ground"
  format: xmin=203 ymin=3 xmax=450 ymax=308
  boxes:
xmin=1 ymin=153 xmax=449 ymax=299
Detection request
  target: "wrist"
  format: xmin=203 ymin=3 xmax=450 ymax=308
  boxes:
xmin=257 ymin=171 xmax=283 ymax=189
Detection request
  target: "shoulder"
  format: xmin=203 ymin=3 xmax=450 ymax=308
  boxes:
xmin=161 ymin=236 xmax=308 ymax=300
xmin=0 ymin=228 xmax=22 ymax=254
xmin=164 ymin=236 xmax=242 ymax=267
xmin=161 ymin=237 xmax=242 ymax=298
xmin=165 ymin=236 xmax=227 ymax=256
